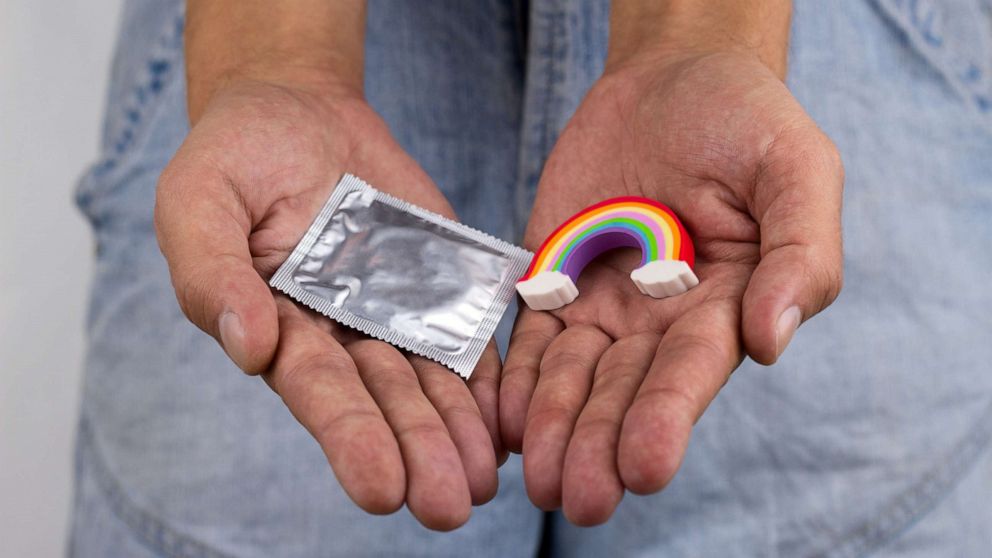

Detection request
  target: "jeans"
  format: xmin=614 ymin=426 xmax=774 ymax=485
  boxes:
xmin=69 ymin=1 xmax=992 ymax=556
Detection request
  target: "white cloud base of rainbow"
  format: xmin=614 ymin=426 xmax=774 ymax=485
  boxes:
xmin=516 ymin=260 xmax=699 ymax=311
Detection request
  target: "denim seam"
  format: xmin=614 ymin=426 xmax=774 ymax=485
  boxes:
xmin=512 ymin=1 xmax=568 ymax=241
xmin=101 ymin=10 xmax=184 ymax=172
xmin=870 ymin=0 xmax=992 ymax=130
xmin=511 ymin=0 xmax=531 ymax=241
xmin=79 ymin=73 xmax=186 ymax=237
xmin=77 ymin=415 xmax=234 ymax=558
xmin=540 ymin=4 xmax=564 ymax=172
xmin=76 ymin=8 xmax=185 ymax=219
xmin=811 ymin=398 xmax=992 ymax=558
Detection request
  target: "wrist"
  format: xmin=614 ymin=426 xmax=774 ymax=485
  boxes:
xmin=184 ymin=0 xmax=366 ymax=123
xmin=605 ymin=0 xmax=791 ymax=79
xmin=187 ymin=58 xmax=364 ymax=123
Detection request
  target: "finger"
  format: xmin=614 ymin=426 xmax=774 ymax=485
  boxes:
xmin=466 ymin=341 xmax=508 ymax=466
xmin=155 ymin=158 xmax=277 ymax=374
xmin=348 ymin=340 xmax=472 ymax=531
xmin=522 ymin=326 xmax=611 ymax=510
xmin=561 ymin=333 xmax=659 ymax=526
xmin=618 ymin=299 xmax=742 ymax=495
xmin=412 ymin=356 xmax=498 ymax=506
xmin=500 ymin=308 xmax=564 ymax=453
xmin=263 ymin=298 xmax=405 ymax=514
xmin=743 ymin=129 xmax=844 ymax=364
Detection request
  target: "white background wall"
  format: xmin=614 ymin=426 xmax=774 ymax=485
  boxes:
xmin=1 ymin=1 xmax=122 ymax=555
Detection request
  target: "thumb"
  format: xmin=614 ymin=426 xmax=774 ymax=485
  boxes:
xmin=742 ymin=129 xmax=845 ymax=365
xmin=154 ymin=159 xmax=278 ymax=374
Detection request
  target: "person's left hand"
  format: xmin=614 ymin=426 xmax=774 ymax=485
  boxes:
xmin=500 ymin=51 xmax=844 ymax=525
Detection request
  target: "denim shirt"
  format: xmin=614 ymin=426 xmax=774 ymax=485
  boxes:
xmin=71 ymin=1 xmax=992 ymax=556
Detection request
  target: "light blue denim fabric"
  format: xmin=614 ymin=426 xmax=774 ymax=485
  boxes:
xmin=70 ymin=2 xmax=541 ymax=557
xmin=70 ymin=0 xmax=992 ymax=556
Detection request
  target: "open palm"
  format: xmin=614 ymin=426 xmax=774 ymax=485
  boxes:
xmin=500 ymin=53 xmax=844 ymax=525
xmin=155 ymin=81 xmax=502 ymax=530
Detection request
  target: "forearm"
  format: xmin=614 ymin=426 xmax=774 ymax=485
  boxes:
xmin=185 ymin=0 xmax=366 ymax=122
xmin=607 ymin=0 xmax=791 ymax=78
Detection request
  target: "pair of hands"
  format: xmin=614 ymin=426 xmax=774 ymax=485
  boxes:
xmin=155 ymin=50 xmax=842 ymax=530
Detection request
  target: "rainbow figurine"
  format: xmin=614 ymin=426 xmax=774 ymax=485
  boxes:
xmin=516 ymin=196 xmax=698 ymax=311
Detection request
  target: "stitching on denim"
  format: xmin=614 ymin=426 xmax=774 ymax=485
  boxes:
xmin=77 ymin=415 xmax=234 ymax=558
xmin=513 ymin=1 xmax=568 ymax=242
xmin=511 ymin=0 xmax=532 ymax=242
xmin=871 ymin=0 xmax=992 ymax=129
xmin=76 ymin=7 xmax=185 ymax=218
xmin=539 ymin=2 xmax=566 ymax=168
xmin=99 ymin=10 xmax=184 ymax=172
xmin=808 ymin=398 xmax=992 ymax=558
xmin=77 ymin=73 xmax=186 ymax=235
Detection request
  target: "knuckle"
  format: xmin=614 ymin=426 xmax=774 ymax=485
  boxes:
xmin=357 ymin=358 xmax=418 ymax=393
xmin=525 ymin=404 xmax=577 ymax=430
xmin=171 ymin=255 xmax=243 ymax=329
xmin=278 ymin=353 xmax=359 ymax=421
xmin=672 ymin=331 xmax=730 ymax=365
xmin=814 ymin=132 xmax=843 ymax=173
xmin=566 ymin=324 xmax=610 ymax=343
xmin=467 ymin=370 xmax=499 ymax=398
xmin=591 ymin=363 xmax=642 ymax=393
xmin=313 ymin=408 xmax=383 ymax=447
xmin=275 ymin=352 xmax=330 ymax=394
xmin=571 ymin=415 xmax=619 ymax=439
xmin=173 ymin=266 xmax=214 ymax=329
xmin=807 ymin=248 xmax=844 ymax=310
xmin=539 ymin=328 xmax=610 ymax=373
xmin=153 ymin=165 xmax=182 ymax=244
xmin=394 ymin=420 xmax=449 ymax=443
xmin=508 ymin=330 xmax=558 ymax=365
xmin=509 ymin=326 xmax=556 ymax=349
xmin=772 ymin=126 xmax=845 ymax=189
xmin=822 ymin=262 xmax=844 ymax=307
xmin=805 ymin=131 xmax=845 ymax=193
xmin=501 ymin=362 xmax=538 ymax=383
xmin=540 ymin=350 xmax=591 ymax=375
xmin=439 ymin=403 xmax=483 ymax=424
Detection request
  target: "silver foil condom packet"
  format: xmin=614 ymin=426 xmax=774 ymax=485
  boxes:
xmin=270 ymin=174 xmax=532 ymax=378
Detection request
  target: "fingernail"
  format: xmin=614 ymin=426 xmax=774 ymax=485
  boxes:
xmin=218 ymin=311 xmax=249 ymax=367
xmin=775 ymin=306 xmax=802 ymax=359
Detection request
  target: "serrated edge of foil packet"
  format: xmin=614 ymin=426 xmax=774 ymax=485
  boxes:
xmin=269 ymin=174 xmax=533 ymax=379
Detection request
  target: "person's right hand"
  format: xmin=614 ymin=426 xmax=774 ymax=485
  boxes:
xmin=155 ymin=78 xmax=503 ymax=530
